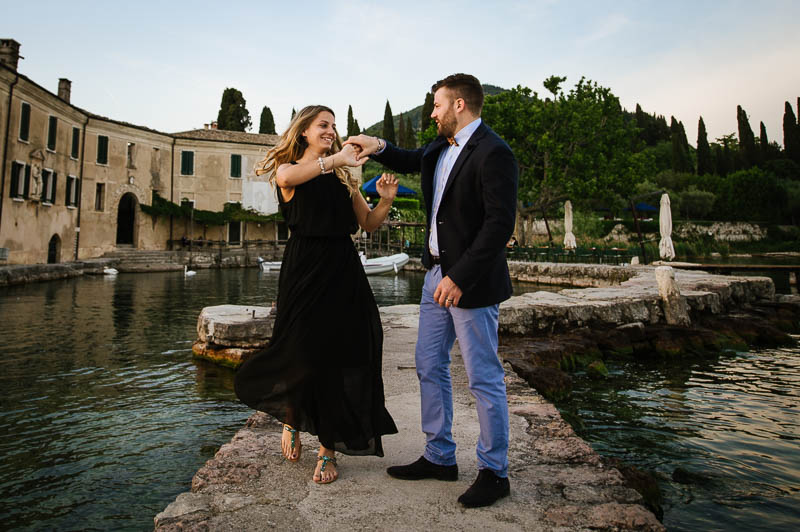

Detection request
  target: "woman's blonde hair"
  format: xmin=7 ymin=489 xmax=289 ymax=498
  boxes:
xmin=255 ymin=105 xmax=359 ymax=196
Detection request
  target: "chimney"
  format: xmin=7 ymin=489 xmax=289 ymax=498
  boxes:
xmin=204 ymin=123 xmax=209 ymax=130
xmin=0 ymin=39 xmax=22 ymax=71
xmin=211 ymin=121 xmax=218 ymax=130
xmin=58 ymin=78 xmax=71 ymax=103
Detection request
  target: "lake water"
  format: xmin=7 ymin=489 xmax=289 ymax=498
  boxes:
xmin=1 ymin=267 xmax=797 ymax=530
xmin=557 ymin=344 xmax=800 ymax=531
xmin=0 ymin=268 xmax=540 ymax=531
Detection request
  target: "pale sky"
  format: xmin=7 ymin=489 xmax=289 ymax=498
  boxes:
xmin=4 ymin=0 xmax=799 ymax=147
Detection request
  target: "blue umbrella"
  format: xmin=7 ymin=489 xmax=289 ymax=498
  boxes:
xmin=625 ymin=202 xmax=659 ymax=212
xmin=361 ymin=175 xmax=417 ymax=196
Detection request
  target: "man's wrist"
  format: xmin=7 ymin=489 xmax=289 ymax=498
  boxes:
xmin=375 ymin=137 xmax=385 ymax=153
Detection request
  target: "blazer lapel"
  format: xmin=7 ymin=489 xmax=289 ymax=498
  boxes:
xmin=440 ymin=123 xmax=487 ymax=201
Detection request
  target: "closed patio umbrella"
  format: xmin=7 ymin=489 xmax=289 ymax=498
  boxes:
xmin=564 ymin=200 xmax=577 ymax=250
xmin=659 ymin=193 xmax=675 ymax=260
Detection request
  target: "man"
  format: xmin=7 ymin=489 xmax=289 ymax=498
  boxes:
xmin=345 ymin=73 xmax=518 ymax=508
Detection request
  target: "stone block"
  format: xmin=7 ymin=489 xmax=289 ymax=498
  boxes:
xmin=197 ymin=304 xmax=275 ymax=348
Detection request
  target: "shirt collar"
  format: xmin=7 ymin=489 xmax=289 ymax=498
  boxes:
xmin=452 ymin=117 xmax=482 ymax=147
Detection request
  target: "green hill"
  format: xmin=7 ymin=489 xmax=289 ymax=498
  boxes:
xmin=362 ymin=84 xmax=506 ymax=138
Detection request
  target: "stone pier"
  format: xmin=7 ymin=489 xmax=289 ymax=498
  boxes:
xmin=155 ymin=264 xmax=798 ymax=531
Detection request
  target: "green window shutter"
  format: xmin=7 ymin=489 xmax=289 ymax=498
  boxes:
xmin=182 ymin=151 xmax=194 ymax=175
xmin=66 ymin=177 xmax=72 ymax=205
xmin=23 ymin=165 xmax=31 ymax=198
xmin=10 ymin=162 xmax=20 ymax=198
xmin=97 ymin=136 xmax=108 ymax=164
xmin=41 ymin=171 xmax=49 ymax=202
xmin=71 ymin=127 xmax=80 ymax=158
xmin=231 ymin=154 xmax=241 ymax=177
xmin=48 ymin=116 xmax=57 ymax=150
xmin=51 ymin=173 xmax=58 ymax=203
xmin=19 ymin=102 xmax=30 ymax=141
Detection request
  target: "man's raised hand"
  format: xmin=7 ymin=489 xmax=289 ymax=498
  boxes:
xmin=343 ymin=135 xmax=381 ymax=161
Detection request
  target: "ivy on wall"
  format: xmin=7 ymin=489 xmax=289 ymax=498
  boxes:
xmin=140 ymin=192 xmax=282 ymax=226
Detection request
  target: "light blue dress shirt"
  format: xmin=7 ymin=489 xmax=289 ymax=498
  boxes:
xmin=429 ymin=118 xmax=482 ymax=256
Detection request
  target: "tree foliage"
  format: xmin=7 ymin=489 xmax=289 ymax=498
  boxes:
xmin=737 ymin=105 xmax=758 ymax=168
xmin=216 ymin=88 xmax=252 ymax=132
xmin=670 ymin=117 xmax=692 ymax=173
xmin=383 ymin=101 xmax=396 ymax=145
xmin=696 ymin=117 xmax=712 ymax=175
xmin=397 ymin=113 xmax=406 ymax=149
xmin=784 ymin=101 xmax=800 ymax=164
xmin=482 ymin=76 xmax=641 ymax=212
xmin=420 ymin=92 xmax=434 ymax=133
xmin=259 ymin=106 xmax=276 ymax=134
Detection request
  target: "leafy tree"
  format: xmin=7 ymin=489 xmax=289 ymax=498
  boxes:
xmin=353 ymin=118 xmax=361 ymax=134
xmin=784 ymin=101 xmax=800 ymax=164
xmin=397 ymin=113 xmax=406 ymax=149
xmin=346 ymin=105 xmax=360 ymax=138
xmin=680 ymin=186 xmax=716 ymax=219
xmin=737 ymin=105 xmax=758 ymax=168
xmin=482 ymin=76 xmax=640 ymax=213
xmin=420 ymin=92 xmax=434 ymax=133
xmin=696 ymin=117 xmax=712 ymax=175
xmin=291 ymin=107 xmax=296 ymax=120
xmin=715 ymin=167 xmax=786 ymax=221
xmin=635 ymin=104 xmax=671 ymax=146
xmin=216 ymin=88 xmax=252 ymax=132
xmin=670 ymin=117 xmax=692 ymax=172
xmin=258 ymin=106 xmax=276 ymax=134
xmin=382 ymin=101 xmax=396 ymax=145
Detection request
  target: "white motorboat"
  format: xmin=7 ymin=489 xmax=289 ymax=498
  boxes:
xmin=361 ymin=252 xmax=410 ymax=275
xmin=258 ymin=253 xmax=410 ymax=275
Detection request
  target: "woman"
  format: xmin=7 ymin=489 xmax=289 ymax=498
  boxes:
xmin=235 ymin=105 xmax=399 ymax=484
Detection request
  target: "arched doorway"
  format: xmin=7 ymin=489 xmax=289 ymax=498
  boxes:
xmin=116 ymin=193 xmax=137 ymax=246
xmin=47 ymin=234 xmax=61 ymax=263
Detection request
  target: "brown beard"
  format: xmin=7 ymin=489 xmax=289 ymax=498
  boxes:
xmin=436 ymin=107 xmax=458 ymax=138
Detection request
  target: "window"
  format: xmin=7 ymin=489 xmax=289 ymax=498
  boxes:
xmin=97 ymin=135 xmax=109 ymax=164
xmin=47 ymin=116 xmax=57 ymax=151
xmin=66 ymin=175 xmax=79 ymax=207
xmin=126 ymin=142 xmax=136 ymax=169
xmin=19 ymin=102 xmax=31 ymax=141
xmin=41 ymin=169 xmax=57 ymax=204
xmin=95 ymin=183 xmax=105 ymax=211
xmin=228 ymin=221 xmax=241 ymax=244
xmin=9 ymin=161 xmax=29 ymax=199
xmin=180 ymin=150 xmax=194 ymax=175
xmin=71 ymin=127 xmax=80 ymax=159
xmin=230 ymin=154 xmax=242 ymax=178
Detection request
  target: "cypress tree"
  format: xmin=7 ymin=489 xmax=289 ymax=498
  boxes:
xmin=737 ymin=105 xmax=758 ymax=168
xmin=346 ymin=105 xmax=357 ymax=138
xmin=258 ymin=106 xmax=276 ymax=134
xmin=291 ymin=108 xmax=296 ymax=120
xmin=696 ymin=117 xmax=712 ymax=175
xmin=759 ymin=121 xmax=770 ymax=163
xmin=420 ymin=92 xmax=434 ymax=133
xmin=216 ymin=88 xmax=252 ymax=132
xmin=784 ymin=101 xmax=800 ymax=164
xmin=382 ymin=101 xmax=396 ymax=145
xmin=397 ymin=114 xmax=406 ymax=149
xmin=670 ymin=117 xmax=692 ymax=172
xmin=353 ymin=118 xmax=361 ymax=134
xmin=405 ymin=118 xmax=416 ymax=149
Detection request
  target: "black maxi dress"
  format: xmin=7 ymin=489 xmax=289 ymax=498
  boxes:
xmin=234 ymin=170 xmax=398 ymax=456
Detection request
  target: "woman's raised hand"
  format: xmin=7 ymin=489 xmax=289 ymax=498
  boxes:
xmin=336 ymin=144 xmax=365 ymax=167
xmin=375 ymin=173 xmax=399 ymax=200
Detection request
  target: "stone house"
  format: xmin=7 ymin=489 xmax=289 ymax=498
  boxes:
xmin=1 ymin=39 xmax=286 ymax=265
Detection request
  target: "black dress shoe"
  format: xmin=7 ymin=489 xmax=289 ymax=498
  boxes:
xmin=386 ymin=456 xmax=458 ymax=481
xmin=458 ymin=469 xmax=510 ymax=508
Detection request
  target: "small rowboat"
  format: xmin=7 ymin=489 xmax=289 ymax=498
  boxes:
xmin=257 ymin=253 xmax=410 ymax=276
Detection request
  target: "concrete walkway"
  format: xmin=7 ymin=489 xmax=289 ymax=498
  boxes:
xmin=155 ymin=305 xmax=664 ymax=531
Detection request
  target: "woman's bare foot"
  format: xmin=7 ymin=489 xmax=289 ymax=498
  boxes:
xmin=313 ymin=446 xmax=338 ymax=484
xmin=281 ymin=424 xmax=301 ymax=462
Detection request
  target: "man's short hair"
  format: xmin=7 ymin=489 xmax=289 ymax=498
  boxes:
xmin=431 ymin=73 xmax=484 ymax=115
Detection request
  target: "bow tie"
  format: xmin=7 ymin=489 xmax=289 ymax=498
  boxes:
xmin=447 ymin=137 xmax=459 ymax=147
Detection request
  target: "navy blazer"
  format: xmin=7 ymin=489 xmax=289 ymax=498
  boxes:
xmin=373 ymin=123 xmax=518 ymax=308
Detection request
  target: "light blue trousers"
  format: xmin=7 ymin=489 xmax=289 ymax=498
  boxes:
xmin=417 ymin=265 xmax=509 ymax=477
